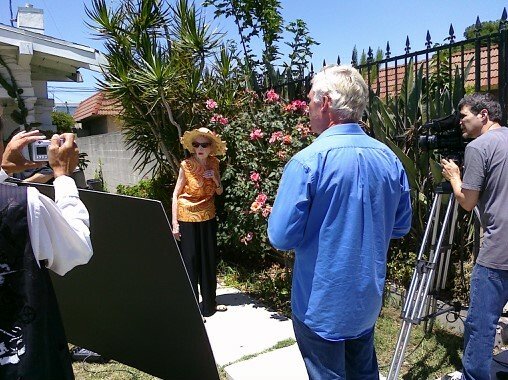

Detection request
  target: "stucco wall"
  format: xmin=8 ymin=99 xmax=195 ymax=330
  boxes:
xmin=77 ymin=131 xmax=151 ymax=193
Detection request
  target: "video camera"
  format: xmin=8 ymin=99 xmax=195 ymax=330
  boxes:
xmin=418 ymin=112 xmax=470 ymax=160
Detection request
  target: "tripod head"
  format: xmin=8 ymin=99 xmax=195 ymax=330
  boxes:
xmin=435 ymin=181 xmax=453 ymax=194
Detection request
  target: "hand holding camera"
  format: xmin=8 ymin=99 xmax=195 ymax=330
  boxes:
xmin=2 ymin=130 xmax=45 ymax=175
xmin=48 ymin=133 xmax=79 ymax=178
xmin=203 ymin=169 xmax=215 ymax=179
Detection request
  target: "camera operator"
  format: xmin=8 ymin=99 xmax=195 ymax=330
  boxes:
xmin=268 ymin=65 xmax=412 ymax=380
xmin=0 ymin=124 xmax=93 ymax=379
xmin=441 ymin=93 xmax=508 ymax=380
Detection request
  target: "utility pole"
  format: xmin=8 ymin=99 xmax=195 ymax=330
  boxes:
xmin=9 ymin=0 xmax=14 ymax=27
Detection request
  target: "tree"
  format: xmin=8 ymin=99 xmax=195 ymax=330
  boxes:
xmin=86 ymin=0 xmax=241 ymax=178
xmin=51 ymin=111 xmax=74 ymax=133
xmin=203 ymin=0 xmax=317 ymax=94
xmin=464 ymin=20 xmax=501 ymax=40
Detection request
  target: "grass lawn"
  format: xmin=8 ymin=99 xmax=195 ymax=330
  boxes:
xmin=70 ymin=304 xmax=463 ymax=380
xmin=69 ymin=261 xmax=463 ymax=379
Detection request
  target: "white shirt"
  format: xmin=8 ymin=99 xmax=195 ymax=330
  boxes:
xmin=0 ymin=169 xmax=93 ymax=276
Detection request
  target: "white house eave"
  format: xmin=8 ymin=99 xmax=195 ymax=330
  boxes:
xmin=0 ymin=23 xmax=106 ymax=72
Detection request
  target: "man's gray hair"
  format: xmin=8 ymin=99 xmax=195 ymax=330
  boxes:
xmin=311 ymin=65 xmax=368 ymax=122
xmin=458 ymin=93 xmax=502 ymax=122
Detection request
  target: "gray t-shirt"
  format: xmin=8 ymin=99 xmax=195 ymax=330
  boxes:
xmin=462 ymin=127 xmax=508 ymax=269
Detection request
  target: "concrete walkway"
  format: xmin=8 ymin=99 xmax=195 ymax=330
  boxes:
xmin=204 ymin=286 xmax=307 ymax=379
xmin=204 ymin=285 xmax=458 ymax=380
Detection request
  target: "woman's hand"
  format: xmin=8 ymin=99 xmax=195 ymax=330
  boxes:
xmin=172 ymin=222 xmax=181 ymax=241
xmin=204 ymin=169 xmax=221 ymax=188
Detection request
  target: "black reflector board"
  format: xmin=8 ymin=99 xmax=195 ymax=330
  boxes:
xmin=34 ymin=185 xmax=218 ymax=380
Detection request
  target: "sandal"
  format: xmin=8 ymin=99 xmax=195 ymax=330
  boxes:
xmin=216 ymin=304 xmax=228 ymax=312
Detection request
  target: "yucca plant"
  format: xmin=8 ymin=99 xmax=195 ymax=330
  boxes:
xmin=366 ymin=56 xmax=473 ymax=290
xmin=86 ymin=0 xmax=243 ymax=178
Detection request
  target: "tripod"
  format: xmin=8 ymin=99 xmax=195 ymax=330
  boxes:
xmin=387 ymin=182 xmax=461 ymax=379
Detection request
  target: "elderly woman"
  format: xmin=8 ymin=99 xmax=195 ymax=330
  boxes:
xmin=172 ymin=127 xmax=227 ymax=317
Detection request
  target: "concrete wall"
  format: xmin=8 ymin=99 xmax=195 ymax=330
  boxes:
xmin=77 ymin=131 xmax=151 ymax=193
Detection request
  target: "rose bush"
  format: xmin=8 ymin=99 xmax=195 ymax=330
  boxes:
xmin=211 ymin=90 xmax=313 ymax=262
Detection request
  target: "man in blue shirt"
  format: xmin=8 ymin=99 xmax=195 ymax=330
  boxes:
xmin=268 ymin=65 xmax=412 ymax=380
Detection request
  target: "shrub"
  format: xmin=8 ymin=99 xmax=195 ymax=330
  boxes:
xmin=116 ymin=174 xmax=174 ymax=211
xmin=215 ymin=90 xmax=313 ymax=262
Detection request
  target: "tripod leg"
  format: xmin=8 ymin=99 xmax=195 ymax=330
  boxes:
xmin=387 ymin=194 xmax=457 ymax=379
xmin=425 ymin=201 xmax=459 ymax=334
xmin=387 ymin=194 xmax=442 ymax=379
xmin=422 ymin=198 xmax=444 ymax=333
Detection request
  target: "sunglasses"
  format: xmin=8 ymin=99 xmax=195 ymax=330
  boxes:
xmin=192 ymin=142 xmax=211 ymax=148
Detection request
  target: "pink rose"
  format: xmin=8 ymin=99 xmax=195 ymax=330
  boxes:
xmin=205 ymin=99 xmax=217 ymax=110
xmin=250 ymin=172 xmax=260 ymax=182
xmin=269 ymin=131 xmax=283 ymax=144
xmin=256 ymin=193 xmax=268 ymax=205
xmin=250 ymin=201 xmax=262 ymax=212
xmin=265 ymin=89 xmax=280 ymax=102
xmin=282 ymin=135 xmax=292 ymax=145
xmin=296 ymin=123 xmax=311 ymax=137
xmin=262 ymin=205 xmax=272 ymax=218
xmin=250 ymin=128 xmax=264 ymax=140
xmin=210 ymin=113 xmax=228 ymax=125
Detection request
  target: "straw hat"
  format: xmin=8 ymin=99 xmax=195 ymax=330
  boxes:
xmin=180 ymin=127 xmax=227 ymax=156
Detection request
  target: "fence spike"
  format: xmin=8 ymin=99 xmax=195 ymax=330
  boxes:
xmin=448 ymin=24 xmax=455 ymax=43
xmin=405 ymin=35 xmax=411 ymax=54
xmin=425 ymin=30 xmax=432 ymax=48
xmin=337 ymin=55 xmax=341 ymax=65
xmin=310 ymin=63 xmax=314 ymax=75
xmin=501 ymin=8 xmax=507 ymax=31
xmin=475 ymin=16 xmax=482 ymax=37
xmin=385 ymin=41 xmax=391 ymax=59
xmin=322 ymin=59 xmax=326 ymax=67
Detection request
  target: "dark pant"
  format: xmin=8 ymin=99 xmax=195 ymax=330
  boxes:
xmin=179 ymin=219 xmax=218 ymax=317
xmin=292 ymin=314 xmax=379 ymax=380
xmin=462 ymin=264 xmax=508 ymax=380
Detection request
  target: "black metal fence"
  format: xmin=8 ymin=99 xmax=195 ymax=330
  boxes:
xmin=263 ymin=8 xmax=508 ymax=127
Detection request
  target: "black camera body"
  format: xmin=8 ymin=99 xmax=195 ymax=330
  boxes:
xmin=418 ymin=112 xmax=471 ymax=161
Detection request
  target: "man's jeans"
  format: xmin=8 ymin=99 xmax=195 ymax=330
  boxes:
xmin=462 ymin=264 xmax=508 ymax=380
xmin=292 ymin=314 xmax=378 ymax=380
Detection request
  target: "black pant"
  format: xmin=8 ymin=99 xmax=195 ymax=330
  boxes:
xmin=178 ymin=219 xmax=217 ymax=317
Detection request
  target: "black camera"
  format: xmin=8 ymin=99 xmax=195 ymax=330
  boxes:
xmin=418 ymin=112 xmax=470 ymax=157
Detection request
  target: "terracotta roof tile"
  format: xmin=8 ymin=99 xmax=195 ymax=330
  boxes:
xmin=74 ymin=91 xmax=123 ymax=121
xmin=370 ymin=46 xmax=500 ymax=99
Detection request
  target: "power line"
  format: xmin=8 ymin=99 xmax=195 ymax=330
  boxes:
xmin=41 ymin=0 xmax=63 ymax=39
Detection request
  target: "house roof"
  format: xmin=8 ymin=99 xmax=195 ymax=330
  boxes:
xmin=74 ymin=91 xmax=123 ymax=121
xmin=370 ymin=45 xmax=499 ymax=99
xmin=0 ymin=22 xmax=106 ymax=81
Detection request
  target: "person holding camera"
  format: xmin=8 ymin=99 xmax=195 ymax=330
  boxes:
xmin=172 ymin=127 xmax=228 ymax=317
xmin=441 ymin=93 xmax=508 ymax=380
xmin=0 ymin=124 xmax=93 ymax=379
xmin=268 ymin=65 xmax=412 ymax=380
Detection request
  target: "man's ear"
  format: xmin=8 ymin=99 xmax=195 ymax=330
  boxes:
xmin=321 ymin=95 xmax=330 ymax=113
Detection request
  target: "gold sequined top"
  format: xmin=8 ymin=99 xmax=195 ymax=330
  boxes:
xmin=177 ymin=156 xmax=219 ymax=222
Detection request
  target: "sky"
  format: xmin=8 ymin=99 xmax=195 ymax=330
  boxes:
xmin=1 ymin=0 xmax=508 ymax=104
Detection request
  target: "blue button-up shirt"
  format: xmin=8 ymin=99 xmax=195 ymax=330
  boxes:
xmin=268 ymin=123 xmax=412 ymax=340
